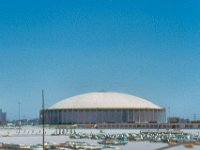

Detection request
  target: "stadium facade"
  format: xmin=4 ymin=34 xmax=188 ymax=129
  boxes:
xmin=41 ymin=92 xmax=166 ymax=124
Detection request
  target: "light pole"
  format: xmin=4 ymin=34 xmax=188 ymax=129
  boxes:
xmin=42 ymin=90 xmax=45 ymax=150
xmin=18 ymin=102 xmax=21 ymax=133
xmin=168 ymin=106 xmax=170 ymax=129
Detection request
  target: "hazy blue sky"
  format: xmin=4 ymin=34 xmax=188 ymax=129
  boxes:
xmin=0 ymin=0 xmax=200 ymax=120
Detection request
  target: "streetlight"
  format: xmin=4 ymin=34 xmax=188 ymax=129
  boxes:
xmin=42 ymin=90 xmax=45 ymax=150
xmin=168 ymin=106 xmax=170 ymax=129
xmin=18 ymin=102 xmax=21 ymax=133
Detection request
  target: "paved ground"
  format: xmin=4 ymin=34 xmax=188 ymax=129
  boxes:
xmin=0 ymin=127 xmax=200 ymax=150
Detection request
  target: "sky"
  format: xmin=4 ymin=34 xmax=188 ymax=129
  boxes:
xmin=0 ymin=0 xmax=200 ymax=120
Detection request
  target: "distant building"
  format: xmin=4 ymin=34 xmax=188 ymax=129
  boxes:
xmin=190 ymin=119 xmax=200 ymax=124
xmin=28 ymin=118 xmax=39 ymax=125
xmin=0 ymin=109 xmax=6 ymax=124
xmin=168 ymin=117 xmax=189 ymax=124
xmin=41 ymin=92 xmax=166 ymax=124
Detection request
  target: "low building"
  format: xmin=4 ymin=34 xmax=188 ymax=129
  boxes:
xmin=190 ymin=119 xmax=200 ymax=124
xmin=168 ymin=117 xmax=190 ymax=124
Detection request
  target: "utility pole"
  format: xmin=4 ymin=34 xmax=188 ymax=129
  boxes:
xmin=42 ymin=90 xmax=45 ymax=150
xmin=18 ymin=102 xmax=21 ymax=133
xmin=168 ymin=106 xmax=170 ymax=129
xmin=194 ymin=113 xmax=196 ymax=120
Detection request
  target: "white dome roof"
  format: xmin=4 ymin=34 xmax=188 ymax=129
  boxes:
xmin=49 ymin=92 xmax=163 ymax=110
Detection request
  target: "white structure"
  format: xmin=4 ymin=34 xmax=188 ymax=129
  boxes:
xmin=42 ymin=92 xmax=166 ymax=124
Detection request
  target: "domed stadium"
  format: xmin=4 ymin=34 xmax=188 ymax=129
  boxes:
xmin=42 ymin=92 xmax=166 ymax=124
